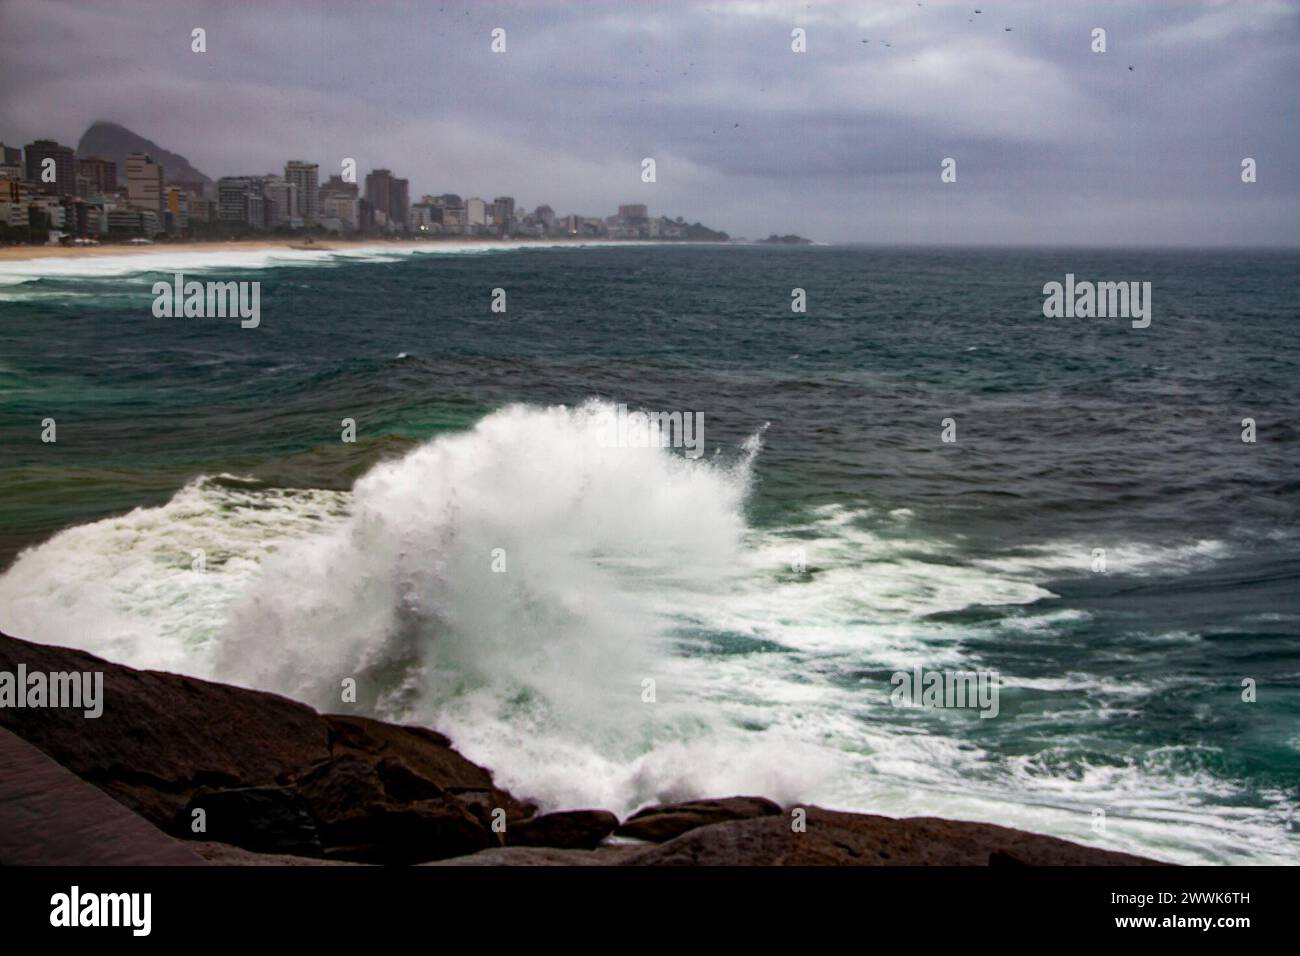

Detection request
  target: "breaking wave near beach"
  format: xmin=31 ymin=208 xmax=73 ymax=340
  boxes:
xmin=2 ymin=400 xmax=1293 ymax=865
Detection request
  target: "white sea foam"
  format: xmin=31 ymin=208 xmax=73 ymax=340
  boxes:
xmin=974 ymin=538 xmax=1230 ymax=577
xmin=0 ymin=477 xmax=349 ymax=672
xmin=0 ymin=400 xmax=1287 ymax=863
xmin=0 ymin=240 xmax=665 ymax=287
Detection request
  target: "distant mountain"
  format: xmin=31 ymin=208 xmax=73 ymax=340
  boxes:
xmin=76 ymin=121 xmax=214 ymax=193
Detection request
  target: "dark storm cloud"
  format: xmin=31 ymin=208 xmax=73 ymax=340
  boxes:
xmin=1 ymin=0 xmax=1297 ymax=244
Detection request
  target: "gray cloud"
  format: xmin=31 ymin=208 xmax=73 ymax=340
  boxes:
xmin=1 ymin=0 xmax=1297 ymax=244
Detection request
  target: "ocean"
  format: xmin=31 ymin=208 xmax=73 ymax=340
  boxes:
xmin=0 ymin=242 xmax=1296 ymax=864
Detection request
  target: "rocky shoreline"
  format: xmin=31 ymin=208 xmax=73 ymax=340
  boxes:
xmin=0 ymin=630 xmax=1164 ymax=866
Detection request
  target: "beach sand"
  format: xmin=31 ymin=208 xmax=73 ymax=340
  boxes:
xmin=0 ymin=239 xmax=444 ymax=263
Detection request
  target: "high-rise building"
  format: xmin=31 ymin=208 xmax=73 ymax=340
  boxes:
xmin=187 ymin=195 xmax=214 ymax=224
xmin=465 ymin=197 xmax=488 ymax=229
xmin=25 ymin=140 xmax=76 ymax=196
xmin=126 ymin=153 xmax=164 ymax=213
xmin=441 ymin=204 xmax=465 ymax=233
xmin=63 ymin=198 xmax=100 ymax=238
xmin=408 ymin=202 xmax=439 ymax=233
xmin=168 ymin=179 xmax=207 ymax=199
xmin=165 ymin=186 xmax=189 ymax=233
xmin=262 ymin=175 xmax=300 ymax=228
xmin=0 ymin=175 xmax=33 ymax=227
xmin=364 ymin=169 xmax=409 ymax=232
xmin=0 ymin=174 xmax=22 ymax=201
xmin=320 ymin=193 xmax=357 ymax=230
xmin=391 ymin=177 xmax=409 ymax=230
xmin=28 ymin=194 xmax=66 ymax=231
xmin=106 ymin=208 xmax=162 ymax=237
xmin=76 ymin=157 xmax=118 ymax=195
xmin=245 ymin=191 xmax=265 ymax=229
xmin=217 ymin=176 xmax=265 ymax=228
xmin=364 ymin=170 xmax=393 ymax=224
xmin=492 ymin=196 xmax=515 ymax=233
xmin=319 ymin=174 xmax=358 ymax=200
xmin=284 ymin=160 xmax=318 ymax=225
xmin=218 ymin=177 xmax=251 ymax=222
xmin=318 ymin=175 xmax=359 ymax=232
xmin=431 ymin=194 xmax=465 ymax=234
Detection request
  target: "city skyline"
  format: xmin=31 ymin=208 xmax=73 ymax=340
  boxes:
xmin=1 ymin=126 xmax=738 ymax=241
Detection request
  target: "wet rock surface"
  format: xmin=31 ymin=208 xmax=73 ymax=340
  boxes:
xmin=1 ymin=631 xmax=1166 ymax=866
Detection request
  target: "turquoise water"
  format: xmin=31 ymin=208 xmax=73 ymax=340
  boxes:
xmin=0 ymin=243 xmax=1296 ymax=863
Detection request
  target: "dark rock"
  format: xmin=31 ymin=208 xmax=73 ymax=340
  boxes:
xmin=287 ymin=753 xmax=495 ymax=863
xmin=895 ymin=814 xmax=1165 ymax=865
xmin=989 ymin=849 xmax=1030 ymax=866
xmin=190 ymin=841 xmax=361 ymax=865
xmin=376 ymin=756 xmax=446 ymax=802
xmin=0 ymin=631 xmax=331 ymax=826
xmin=0 ymin=630 xmax=529 ymax=864
xmin=426 ymin=845 xmax=646 ymax=866
xmin=181 ymin=786 xmax=322 ymax=857
xmin=324 ymin=714 xmax=534 ymax=824
xmin=506 ymin=809 xmax=619 ymax=849
xmin=617 ymin=796 xmax=781 ymax=842
xmin=624 ymin=808 xmax=1167 ymax=866
xmin=450 ymin=789 xmax=512 ymax=833
xmin=322 ymin=800 xmax=496 ymax=864
xmin=290 ymin=754 xmax=390 ymax=827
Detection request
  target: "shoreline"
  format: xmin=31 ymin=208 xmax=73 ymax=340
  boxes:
xmin=0 ymin=237 xmax=731 ymax=264
xmin=0 ymin=629 xmax=1166 ymax=866
xmin=0 ymin=238 xmax=385 ymax=263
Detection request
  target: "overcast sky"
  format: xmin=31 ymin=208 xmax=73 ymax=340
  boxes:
xmin=1 ymin=0 xmax=1297 ymax=245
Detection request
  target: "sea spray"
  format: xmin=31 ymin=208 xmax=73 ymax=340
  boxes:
xmin=2 ymin=407 xmax=1286 ymax=853
xmin=210 ymin=399 xmax=754 ymax=727
xmin=0 ymin=477 xmax=349 ymax=674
